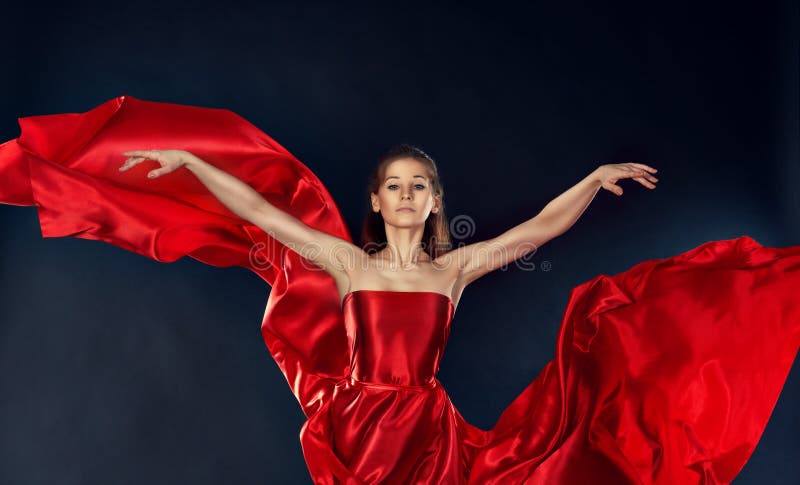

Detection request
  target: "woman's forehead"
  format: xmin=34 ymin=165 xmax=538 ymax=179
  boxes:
xmin=384 ymin=158 xmax=428 ymax=178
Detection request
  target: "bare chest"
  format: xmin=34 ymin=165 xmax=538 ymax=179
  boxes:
xmin=348 ymin=259 xmax=460 ymax=295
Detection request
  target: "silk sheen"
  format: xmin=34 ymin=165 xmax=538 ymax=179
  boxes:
xmin=2 ymin=95 xmax=799 ymax=484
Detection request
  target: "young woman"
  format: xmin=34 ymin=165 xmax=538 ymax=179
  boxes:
xmin=118 ymin=144 xmax=657 ymax=310
xmin=3 ymin=95 xmax=799 ymax=484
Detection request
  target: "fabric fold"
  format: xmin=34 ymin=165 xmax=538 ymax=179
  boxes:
xmin=0 ymin=95 xmax=353 ymax=418
xmin=3 ymin=96 xmax=799 ymax=484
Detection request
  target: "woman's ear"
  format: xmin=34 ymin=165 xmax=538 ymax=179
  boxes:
xmin=370 ymin=193 xmax=380 ymax=212
xmin=431 ymin=195 xmax=441 ymax=213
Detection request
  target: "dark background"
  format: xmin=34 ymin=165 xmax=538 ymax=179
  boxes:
xmin=1 ymin=1 xmax=797 ymax=483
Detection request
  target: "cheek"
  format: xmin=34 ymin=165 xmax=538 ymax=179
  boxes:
xmin=374 ymin=193 xmax=389 ymax=208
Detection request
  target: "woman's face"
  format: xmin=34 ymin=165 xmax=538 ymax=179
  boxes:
xmin=371 ymin=158 xmax=440 ymax=227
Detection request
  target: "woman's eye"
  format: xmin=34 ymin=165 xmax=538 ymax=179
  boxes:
xmin=386 ymin=184 xmax=426 ymax=190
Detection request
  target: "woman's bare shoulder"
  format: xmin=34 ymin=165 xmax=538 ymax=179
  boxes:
xmin=431 ymin=248 xmax=462 ymax=271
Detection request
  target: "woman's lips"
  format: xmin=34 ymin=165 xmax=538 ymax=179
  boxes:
xmin=397 ymin=207 xmax=415 ymax=212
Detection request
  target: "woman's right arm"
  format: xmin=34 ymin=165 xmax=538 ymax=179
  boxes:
xmin=120 ymin=149 xmax=365 ymax=281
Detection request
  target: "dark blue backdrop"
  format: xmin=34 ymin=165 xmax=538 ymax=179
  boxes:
xmin=1 ymin=1 xmax=797 ymax=483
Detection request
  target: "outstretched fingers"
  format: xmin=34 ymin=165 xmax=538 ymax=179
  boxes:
xmin=119 ymin=150 xmax=158 ymax=172
xmin=601 ymin=163 xmax=660 ymax=195
xmin=628 ymin=169 xmax=657 ymax=189
xmin=629 ymin=162 xmax=658 ymax=173
xmin=122 ymin=149 xmax=159 ymax=158
xmin=634 ymin=175 xmax=657 ymax=189
xmin=625 ymin=163 xmax=658 ymax=189
xmin=119 ymin=156 xmax=143 ymax=171
xmin=601 ymin=176 xmax=624 ymax=196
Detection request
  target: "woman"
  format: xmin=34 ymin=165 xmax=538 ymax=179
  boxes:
xmin=2 ymin=95 xmax=799 ymax=484
xmin=118 ymin=144 xmax=658 ymax=309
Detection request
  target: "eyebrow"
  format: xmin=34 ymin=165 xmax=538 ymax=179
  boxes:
xmin=384 ymin=175 xmax=428 ymax=182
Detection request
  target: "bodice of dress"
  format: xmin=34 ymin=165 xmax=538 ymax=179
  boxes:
xmin=342 ymin=290 xmax=455 ymax=388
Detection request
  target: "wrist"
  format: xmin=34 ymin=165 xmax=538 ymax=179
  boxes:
xmin=590 ymin=166 xmax=604 ymax=184
xmin=182 ymin=152 xmax=202 ymax=170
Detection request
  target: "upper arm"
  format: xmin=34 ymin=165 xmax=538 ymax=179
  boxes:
xmin=250 ymin=201 xmax=366 ymax=281
xmin=439 ymin=214 xmax=557 ymax=288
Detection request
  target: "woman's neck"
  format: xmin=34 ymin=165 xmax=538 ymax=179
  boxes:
xmin=377 ymin=242 xmax=429 ymax=268
xmin=381 ymin=226 xmax=429 ymax=267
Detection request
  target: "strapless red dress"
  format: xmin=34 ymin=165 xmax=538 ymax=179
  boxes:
xmin=2 ymin=95 xmax=799 ymax=484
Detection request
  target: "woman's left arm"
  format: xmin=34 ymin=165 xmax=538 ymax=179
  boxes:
xmin=444 ymin=163 xmax=659 ymax=287
xmin=536 ymin=162 xmax=658 ymax=236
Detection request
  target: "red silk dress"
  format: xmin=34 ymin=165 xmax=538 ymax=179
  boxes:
xmin=2 ymin=95 xmax=799 ymax=484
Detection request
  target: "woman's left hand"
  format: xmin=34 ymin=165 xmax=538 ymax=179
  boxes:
xmin=595 ymin=163 xmax=659 ymax=196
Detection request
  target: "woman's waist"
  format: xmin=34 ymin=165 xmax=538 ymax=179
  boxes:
xmin=338 ymin=373 xmax=439 ymax=392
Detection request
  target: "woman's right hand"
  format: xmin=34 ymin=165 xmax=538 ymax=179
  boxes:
xmin=119 ymin=149 xmax=191 ymax=179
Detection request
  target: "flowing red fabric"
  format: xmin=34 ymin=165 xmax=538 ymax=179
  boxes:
xmin=2 ymin=95 xmax=799 ymax=484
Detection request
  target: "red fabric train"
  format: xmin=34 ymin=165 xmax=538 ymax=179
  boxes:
xmin=2 ymin=95 xmax=799 ymax=484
